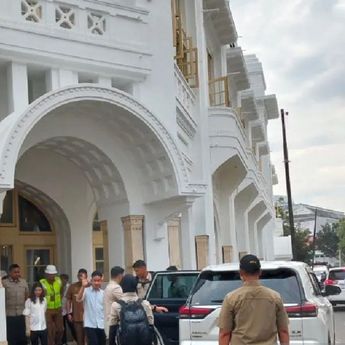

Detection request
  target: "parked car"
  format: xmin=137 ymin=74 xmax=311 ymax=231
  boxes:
xmin=313 ymin=264 xmax=328 ymax=290
xmin=145 ymin=270 xmax=199 ymax=345
xmin=325 ymin=267 xmax=345 ymax=306
xmin=179 ymin=261 xmax=341 ymax=345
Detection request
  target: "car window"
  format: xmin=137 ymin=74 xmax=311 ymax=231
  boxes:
xmin=147 ymin=273 xmax=198 ymax=299
xmin=308 ymin=272 xmax=322 ymax=296
xmin=190 ymin=268 xmax=303 ymax=306
xmin=329 ymin=269 xmax=345 ymax=280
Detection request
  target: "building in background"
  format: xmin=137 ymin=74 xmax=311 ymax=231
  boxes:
xmin=275 ymin=196 xmax=344 ymax=234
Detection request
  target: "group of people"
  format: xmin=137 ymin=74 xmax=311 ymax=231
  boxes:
xmin=2 ymin=259 xmax=165 ymax=345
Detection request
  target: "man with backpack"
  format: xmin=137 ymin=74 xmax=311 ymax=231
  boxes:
xmin=108 ymin=274 xmax=154 ymax=345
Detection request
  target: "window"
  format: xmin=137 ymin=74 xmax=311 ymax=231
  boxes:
xmin=93 ymin=212 xmax=101 ymax=231
xmin=94 ymin=247 xmax=104 ymax=273
xmin=0 ymin=191 xmax=14 ymax=225
xmin=329 ymin=269 xmax=345 ymax=281
xmin=0 ymin=245 xmax=13 ymax=275
xmin=191 ymin=269 xmax=304 ymax=306
xmin=308 ymin=272 xmax=322 ymax=296
xmin=19 ymin=196 xmax=51 ymax=232
xmin=147 ymin=273 xmax=198 ymax=299
xmin=26 ymin=249 xmax=51 ymax=285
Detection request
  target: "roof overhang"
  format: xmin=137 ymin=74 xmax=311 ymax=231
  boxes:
xmin=257 ymin=94 xmax=279 ymax=120
xmin=226 ymin=47 xmax=250 ymax=91
xmin=240 ymin=90 xmax=259 ymax=121
xmin=203 ymin=0 xmax=238 ymax=45
xmin=251 ymin=120 xmax=265 ymax=142
xmin=258 ymin=141 xmax=270 ymax=156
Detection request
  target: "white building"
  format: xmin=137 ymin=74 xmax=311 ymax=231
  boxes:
xmin=0 ymin=0 xmax=281 ymax=338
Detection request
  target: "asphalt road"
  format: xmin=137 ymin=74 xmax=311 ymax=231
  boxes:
xmin=335 ymin=306 xmax=345 ymax=344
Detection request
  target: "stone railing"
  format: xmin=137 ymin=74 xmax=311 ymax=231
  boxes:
xmin=174 ymin=63 xmax=196 ymax=118
xmin=0 ymin=287 xmax=6 ymax=344
xmin=2 ymin=0 xmax=148 ymax=43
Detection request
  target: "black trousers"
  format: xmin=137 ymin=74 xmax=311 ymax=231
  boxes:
xmin=30 ymin=329 xmax=48 ymax=345
xmin=85 ymin=327 xmax=106 ymax=345
xmin=62 ymin=315 xmax=77 ymax=344
xmin=6 ymin=315 xmax=27 ymax=345
xmin=108 ymin=325 xmax=118 ymax=345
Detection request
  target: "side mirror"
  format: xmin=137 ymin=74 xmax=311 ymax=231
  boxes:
xmin=324 ymin=285 xmax=341 ymax=296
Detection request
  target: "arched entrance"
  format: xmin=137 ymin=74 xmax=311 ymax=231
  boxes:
xmin=0 ymin=85 xmax=197 ymax=276
xmin=0 ymin=181 xmax=70 ymax=284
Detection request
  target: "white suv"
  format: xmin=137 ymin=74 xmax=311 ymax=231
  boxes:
xmin=326 ymin=267 xmax=345 ymax=306
xmin=179 ymin=261 xmax=340 ymax=345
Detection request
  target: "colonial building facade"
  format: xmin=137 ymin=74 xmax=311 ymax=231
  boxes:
xmin=0 ymin=1 xmax=280 ymax=335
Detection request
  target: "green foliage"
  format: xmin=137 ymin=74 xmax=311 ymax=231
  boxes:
xmin=337 ymin=219 xmax=345 ymax=261
xmin=315 ymin=223 xmax=339 ymax=258
xmin=276 ymin=203 xmax=312 ymax=263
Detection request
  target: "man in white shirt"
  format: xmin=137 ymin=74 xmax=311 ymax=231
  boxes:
xmin=103 ymin=266 xmax=124 ymax=345
xmin=76 ymin=271 xmax=105 ymax=345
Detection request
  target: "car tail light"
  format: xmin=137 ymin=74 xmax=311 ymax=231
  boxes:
xmin=325 ymin=279 xmax=335 ymax=285
xmin=179 ymin=305 xmax=214 ymax=319
xmin=285 ymin=303 xmax=318 ymax=318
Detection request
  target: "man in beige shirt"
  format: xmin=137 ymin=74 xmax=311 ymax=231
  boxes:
xmin=218 ymin=255 xmax=290 ymax=345
xmin=103 ymin=266 xmax=124 ymax=345
xmin=2 ymin=264 xmax=29 ymax=345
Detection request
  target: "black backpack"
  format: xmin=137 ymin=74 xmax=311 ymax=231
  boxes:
xmin=117 ymin=299 xmax=153 ymax=345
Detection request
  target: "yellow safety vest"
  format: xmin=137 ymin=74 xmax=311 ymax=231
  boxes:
xmin=40 ymin=277 xmax=62 ymax=309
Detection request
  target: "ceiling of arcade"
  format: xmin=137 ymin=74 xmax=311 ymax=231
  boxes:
xmin=17 ymin=100 xmax=179 ymax=205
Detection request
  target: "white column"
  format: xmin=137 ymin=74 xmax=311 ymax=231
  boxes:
xmin=98 ymin=202 xmax=129 ymax=270
xmin=0 ymin=287 xmax=7 ymax=345
xmin=58 ymin=69 xmax=78 ymax=87
xmin=46 ymin=69 xmax=78 ymax=91
xmin=180 ymin=205 xmax=197 ymax=269
xmin=69 ymin=214 xmax=94 ymax=276
xmin=46 ymin=69 xmax=60 ymax=91
xmin=7 ymin=62 xmax=28 ymax=113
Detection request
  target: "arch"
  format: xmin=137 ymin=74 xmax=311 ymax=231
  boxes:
xmin=0 ymin=85 xmax=190 ymax=196
xmin=15 ymin=180 xmax=71 ymax=275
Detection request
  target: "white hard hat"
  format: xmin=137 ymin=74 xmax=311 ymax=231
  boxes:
xmin=45 ymin=265 xmax=58 ymax=274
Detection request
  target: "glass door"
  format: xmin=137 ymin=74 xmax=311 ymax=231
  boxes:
xmin=25 ymin=247 xmax=54 ymax=285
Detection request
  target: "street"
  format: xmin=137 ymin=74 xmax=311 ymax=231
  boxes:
xmin=335 ymin=307 xmax=345 ymax=344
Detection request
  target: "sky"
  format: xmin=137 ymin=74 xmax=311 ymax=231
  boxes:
xmin=231 ymin=0 xmax=345 ymax=212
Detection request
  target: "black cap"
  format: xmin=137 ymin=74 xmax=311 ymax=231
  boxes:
xmin=240 ymin=254 xmax=261 ymax=274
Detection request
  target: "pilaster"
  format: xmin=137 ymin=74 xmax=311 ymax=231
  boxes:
xmin=121 ymin=215 xmax=144 ymax=272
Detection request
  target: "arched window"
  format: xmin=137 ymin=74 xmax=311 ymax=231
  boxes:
xmin=19 ymin=195 xmax=51 ymax=232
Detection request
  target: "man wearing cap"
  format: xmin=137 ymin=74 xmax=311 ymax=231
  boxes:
xmin=40 ymin=265 xmax=64 ymax=345
xmin=218 ymin=254 xmax=290 ymax=345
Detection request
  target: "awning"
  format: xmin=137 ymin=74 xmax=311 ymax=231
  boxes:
xmin=257 ymin=94 xmax=279 ymax=120
xmin=203 ymin=0 xmax=238 ymax=45
xmin=240 ymin=90 xmax=259 ymax=121
xmin=251 ymin=120 xmax=265 ymax=142
xmin=226 ymin=47 xmax=250 ymax=91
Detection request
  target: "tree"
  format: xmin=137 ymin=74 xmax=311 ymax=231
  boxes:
xmin=315 ymin=223 xmax=339 ymax=258
xmin=276 ymin=201 xmax=313 ymax=263
xmin=336 ymin=219 xmax=345 ymax=264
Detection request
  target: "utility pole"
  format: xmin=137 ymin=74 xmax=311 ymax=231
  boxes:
xmin=312 ymin=208 xmax=318 ymax=268
xmin=281 ymin=109 xmax=296 ymax=260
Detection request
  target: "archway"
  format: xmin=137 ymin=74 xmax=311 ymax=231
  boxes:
xmin=0 ymin=85 xmax=192 ymax=275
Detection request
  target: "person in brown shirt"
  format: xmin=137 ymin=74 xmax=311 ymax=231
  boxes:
xmin=66 ymin=269 xmax=88 ymax=345
xmin=2 ymin=264 xmax=29 ymax=345
xmin=218 ymin=255 xmax=290 ymax=345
